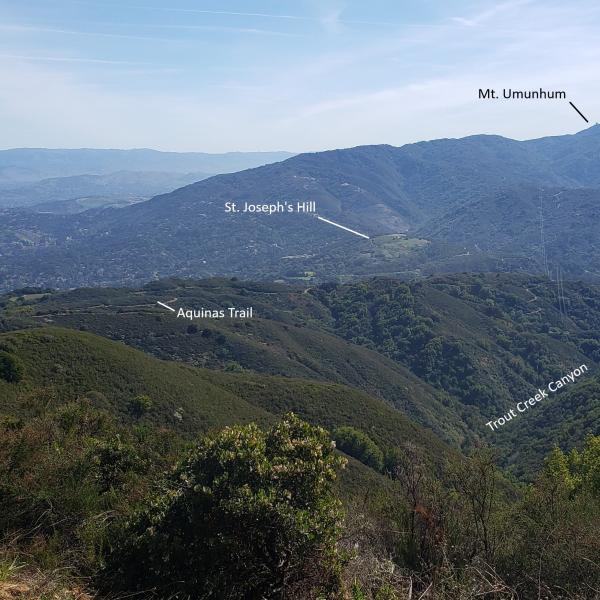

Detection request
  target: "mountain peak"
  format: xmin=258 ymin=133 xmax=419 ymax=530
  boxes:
xmin=575 ymin=123 xmax=600 ymax=136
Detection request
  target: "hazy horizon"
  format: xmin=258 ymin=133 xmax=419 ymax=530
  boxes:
xmin=0 ymin=124 xmax=598 ymax=155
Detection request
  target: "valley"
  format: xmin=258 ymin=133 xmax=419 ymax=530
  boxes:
xmin=2 ymin=127 xmax=600 ymax=292
xmin=3 ymin=272 xmax=599 ymax=479
xmin=2 ymin=271 xmax=598 ymax=598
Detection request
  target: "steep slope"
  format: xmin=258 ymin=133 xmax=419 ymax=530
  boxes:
xmin=525 ymin=123 xmax=600 ymax=186
xmin=1 ymin=279 xmax=471 ymax=448
xmin=324 ymin=273 xmax=598 ymax=390
xmin=0 ymin=326 xmax=268 ymax=434
xmin=0 ymin=327 xmax=441 ymax=599
xmin=497 ymin=375 xmax=600 ymax=477
xmin=418 ymin=184 xmax=600 ymax=278
xmin=315 ymin=273 xmax=600 ymax=474
xmin=0 ymin=326 xmax=457 ymax=472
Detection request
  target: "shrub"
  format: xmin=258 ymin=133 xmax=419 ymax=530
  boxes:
xmin=90 ymin=436 xmax=143 ymax=493
xmin=104 ymin=414 xmax=346 ymax=599
xmin=334 ymin=426 xmax=384 ymax=472
xmin=498 ymin=438 xmax=600 ymax=596
xmin=127 ymin=394 xmax=153 ymax=418
xmin=224 ymin=361 xmax=244 ymax=372
xmin=0 ymin=352 xmax=24 ymax=383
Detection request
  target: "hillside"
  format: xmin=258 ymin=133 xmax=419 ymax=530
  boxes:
xmin=4 ymin=326 xmax=596 ymax=599
xmin=418 ymin=184 xmax=600 ymax=279
xmin=2 ymin=127 xmax=600 ymax=291
xmin=3 ymin=273 xmax=599 ymax=478
xmin=6 ymin=279 xmax=469 ymax=447
xmin=1 ymin=324 xmax=598 ymax=599
xmin=0 ymin=326 xmax=455 ymax=474
xmin=0 ymin=326 xmax=438 ymax=597
xmin=315 ymin=273 xmax=600 ymax=476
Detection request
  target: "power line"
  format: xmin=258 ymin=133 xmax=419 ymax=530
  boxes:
xmin=555 ymin=265 xmax=569 ymax=327
xmin=539 ymin=187 xmax=550 ymax=278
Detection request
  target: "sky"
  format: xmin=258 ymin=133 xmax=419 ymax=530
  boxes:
xmin=0 ymin=0 xmax=599 ymax=152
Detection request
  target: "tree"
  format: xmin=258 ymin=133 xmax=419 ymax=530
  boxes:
xmin=570 ymin=435 xmax=600 ymax=495
xmin=334 ymin=426 xmax=384 ymax=472
xmin=0 ymin=352 xmax=23 ymax=383
xmin=105 ymin=414 xmax=346 ymax=599
xmin=452 ymin=448 xmax=499 ymax=561
xmin=501 ymin=438 xmax=600 ymax=597
xmin=543 ymin=446 xmax=576 ymax=499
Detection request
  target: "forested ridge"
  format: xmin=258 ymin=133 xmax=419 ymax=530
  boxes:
xmin=3 ymin=272 xmax=597 ymax=476
xmin=3 ymin=127 xmax=600 ymax=291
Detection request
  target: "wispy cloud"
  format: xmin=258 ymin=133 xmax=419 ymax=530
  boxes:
xmin=125 ymin=6 xmax=308 ymax=20
xmin=0 ymin=22 xmax=295 ymax=40
xmin=133 ymin=23 xmax=299 ymax=37
xmin=319 ymin=6 xmax=344 ymax=34
xmin=68 ymin=1 xmax=307 ymax=21
xmin=0 ymin=23 xmax=180 ymax=42
xmin=0 ymin=53 xmax=149 ymax=65
xmin=451 ymin=0 xmax=535 ymax=27
xmin=70 ymin=0 xmax=395 ymax=28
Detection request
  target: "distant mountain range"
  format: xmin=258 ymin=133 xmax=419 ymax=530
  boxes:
xmin=0 ymin=148 xmax=294 ymax=212
xmin=0 ymin=148 xmax=295 ymax=186
xmin=1 ymin=127 xmax=600 ymax=291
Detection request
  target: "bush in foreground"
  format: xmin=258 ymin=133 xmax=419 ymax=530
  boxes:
xmin=104 ymin=414 xmax=346 ymax=599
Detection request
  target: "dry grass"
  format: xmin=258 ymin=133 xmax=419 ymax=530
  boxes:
xmin=0 ymin=555 xmax=93 ymax=600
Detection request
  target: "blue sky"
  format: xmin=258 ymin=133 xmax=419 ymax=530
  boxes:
xmin=0 ymin=0 xmax=599 ymax=151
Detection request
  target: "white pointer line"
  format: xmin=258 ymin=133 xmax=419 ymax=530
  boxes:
xmin=157 ymin=301 xmax=176 ymax=313
xmin=316 ymin=215 xmax=370 ymax=239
